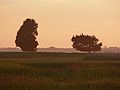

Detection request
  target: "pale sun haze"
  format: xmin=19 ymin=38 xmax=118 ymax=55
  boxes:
xmin=0 ymin=0 xmax=120 ymax=48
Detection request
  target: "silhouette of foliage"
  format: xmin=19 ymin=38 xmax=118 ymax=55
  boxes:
xmin=15 ymin=18 xmax=39 ymax=51
xmin=71 ymin=33 xmax=102 ymax=53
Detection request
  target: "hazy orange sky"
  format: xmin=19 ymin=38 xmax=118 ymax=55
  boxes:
xmin=0 ymin=0 xmax=120 ymax=48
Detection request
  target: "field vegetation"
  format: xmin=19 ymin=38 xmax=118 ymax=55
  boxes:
xmin=0 ymin=52 xmax=120 ymax=90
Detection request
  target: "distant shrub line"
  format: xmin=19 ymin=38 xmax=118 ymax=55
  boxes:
xmin=0 ymin=52 xmax=120 ymax=60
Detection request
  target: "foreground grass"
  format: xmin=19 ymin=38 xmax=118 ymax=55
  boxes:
xmin=0 ymin=52 xmax=120 ymax=90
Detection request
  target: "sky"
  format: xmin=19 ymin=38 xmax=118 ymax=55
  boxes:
xmin=0 ymin=0 xmax=120 ymax=48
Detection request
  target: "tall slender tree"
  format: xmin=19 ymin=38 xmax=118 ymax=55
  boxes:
xmin=15 ymin=18 xmax=39 ymax=51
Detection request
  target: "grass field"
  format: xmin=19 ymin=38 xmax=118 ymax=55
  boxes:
xmin=0 ymin=52 xmax=120 ymax=90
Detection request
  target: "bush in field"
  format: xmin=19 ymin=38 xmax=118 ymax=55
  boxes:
xmin=71 ymin=33 xmax=102 ymax=53
xmin=15 ymin=18 xmax=39 ymax=51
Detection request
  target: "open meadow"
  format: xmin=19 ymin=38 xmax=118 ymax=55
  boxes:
xmin=0 ymin=52 xmax=120 ymax=90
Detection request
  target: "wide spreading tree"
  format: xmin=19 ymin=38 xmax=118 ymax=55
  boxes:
xmin=15 ymin=18 xmax=39 ymax=51
xmin=71 ymin=33 xmax=102 ymax=53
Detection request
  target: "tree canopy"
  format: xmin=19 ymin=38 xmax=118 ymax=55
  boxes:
xmin=71 ymin=33 xmax=102 ymax=53
xmin=15 ymin=18 xmax=39 ymax=51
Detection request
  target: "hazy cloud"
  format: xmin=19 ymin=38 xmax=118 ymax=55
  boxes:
xmin=0 ymin=0 xmax=12 ymax=12
xmin=0 ymin=5 xmax=12 ymax=13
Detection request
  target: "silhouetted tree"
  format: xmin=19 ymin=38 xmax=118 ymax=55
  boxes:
xmin=15 ymin=18 xmax=39 ymax=51
xmin=71 ymin=33 xmax=102 ymax=53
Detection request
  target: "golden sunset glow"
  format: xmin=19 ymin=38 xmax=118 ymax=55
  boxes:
xmin=0 ymin=0 xmax=120 ymax=48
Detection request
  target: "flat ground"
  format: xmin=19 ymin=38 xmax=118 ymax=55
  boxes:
xmin=0 ymin=52 xmax=120 ymax=90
